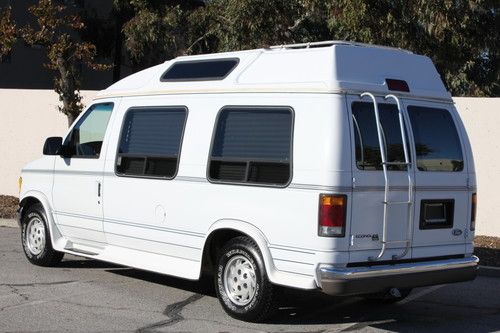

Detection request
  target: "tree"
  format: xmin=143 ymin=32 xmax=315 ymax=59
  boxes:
xmin=119 ymin=0 xmax=498 ymax=97
xmin=322 ymin=0 xmax=499 ymax=96
xmin=0 ymin=6 xmax=16 ymax=59
xmin=21 ymin=0 xmax=110 ymax=125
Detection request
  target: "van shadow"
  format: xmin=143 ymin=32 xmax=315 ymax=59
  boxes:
xmin=58 ymin=258 xmax=498 ymax=332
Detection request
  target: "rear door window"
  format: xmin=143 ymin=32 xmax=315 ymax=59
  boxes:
xmin=351 ymin=102 xmax=407 ymax=171
xmin=407 ymin=106 xmax=463 ymax=172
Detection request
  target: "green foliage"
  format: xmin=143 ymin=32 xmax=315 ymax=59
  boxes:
xmin=21 ymin=0 xmax=110 ymax=125
xmin=118 ymin=0 xmax=498 ymax=97
xmin=0 ymin=6 xmax=16 ymax=58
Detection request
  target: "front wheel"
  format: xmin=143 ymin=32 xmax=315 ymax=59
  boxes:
xmin=215 ymin=236 xmax=278 ymax=322
xmin=21 ymin=203 xmax=64 ymax=266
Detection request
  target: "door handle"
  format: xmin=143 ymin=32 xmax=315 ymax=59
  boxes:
xmin=97 ymin=181 xmax=101 ymax=198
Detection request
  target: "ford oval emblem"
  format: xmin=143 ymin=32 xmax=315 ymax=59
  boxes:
xmin=452 ymin=229 xmax=463 ymax=236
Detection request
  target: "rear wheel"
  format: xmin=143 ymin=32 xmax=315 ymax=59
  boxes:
xmin=215 ymin=236 xmax=278 ymax=322
xmin=21 ymin=203 xmax=64 ymax=266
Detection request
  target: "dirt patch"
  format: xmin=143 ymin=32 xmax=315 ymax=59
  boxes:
xmin=0 ymin=195 xmax=18 ymax=219
xmin=474 ymin=236 xmax=500 ymax=267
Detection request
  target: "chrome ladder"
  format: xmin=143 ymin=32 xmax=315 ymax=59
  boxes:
xmin=360 ymin=92 xmax=414 ymax=261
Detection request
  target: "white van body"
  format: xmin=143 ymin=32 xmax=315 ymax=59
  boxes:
xmin=18 ymin=41 xmax=478 ymax=320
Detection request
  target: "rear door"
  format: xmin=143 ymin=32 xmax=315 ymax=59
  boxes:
xmin=404 ymin=101 xmax=469 ymax=258
xmin=348 ymin=95 xmax=415 ymax=262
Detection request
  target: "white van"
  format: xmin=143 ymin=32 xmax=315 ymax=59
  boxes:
xmin=18 ymin=41 xmax=478 ymax=322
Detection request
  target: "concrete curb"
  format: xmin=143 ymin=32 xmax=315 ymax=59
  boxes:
xmin=478 ymin=265 xmax=500 ymax=278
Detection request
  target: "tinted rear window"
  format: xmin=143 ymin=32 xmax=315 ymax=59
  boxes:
xmin=116 ymin=107 xmax=187 ymax=178
xmin=352 ymin=102 xmax=408 ymax=171
xmin=209 ymin=107 xmax=293 ymax=186
xmin=407 ymin=106 xmax=463 ymax=172
xmin=161 ymin=58 xmax=239 ymax=81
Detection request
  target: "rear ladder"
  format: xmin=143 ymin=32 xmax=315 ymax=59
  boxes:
xmin=360 ymin=92 xmax=414 ymax=261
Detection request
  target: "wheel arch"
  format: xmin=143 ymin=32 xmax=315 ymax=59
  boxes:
xmin=201 ymin=219 xmax=276 ymax=281
xmin=19 ymin=191 xmax=65 ymax=251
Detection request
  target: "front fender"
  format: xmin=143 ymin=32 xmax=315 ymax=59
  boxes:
xmin=19 ymin=191 xmax=66 ymax=251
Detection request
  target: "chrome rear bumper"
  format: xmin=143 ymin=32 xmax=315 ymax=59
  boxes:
xmin=318 ymin=255 xmax=479 ymax=296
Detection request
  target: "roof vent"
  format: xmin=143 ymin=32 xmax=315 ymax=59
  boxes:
xmin=161 ymin=58 xmax=239 ymax=82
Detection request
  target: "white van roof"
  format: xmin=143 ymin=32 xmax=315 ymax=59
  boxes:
xmin=97 ymin=40 xmax=451 ymax=101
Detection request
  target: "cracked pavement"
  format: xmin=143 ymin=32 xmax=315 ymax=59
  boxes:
xmin=0 ymin=224 xmax=499 ymax=332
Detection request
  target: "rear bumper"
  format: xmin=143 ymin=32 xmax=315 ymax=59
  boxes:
xmin=318 ymin=255 xmax=479 ymax=296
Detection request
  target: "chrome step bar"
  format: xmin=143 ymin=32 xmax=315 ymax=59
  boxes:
xmin=360 ymin=92 xmax=414 ymax=261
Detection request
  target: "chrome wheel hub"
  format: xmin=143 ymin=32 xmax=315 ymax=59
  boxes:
xmin=223 ymin=255 xmax=257 ymax=306
xmin=26 ymin=217 xmax=45 ymax=256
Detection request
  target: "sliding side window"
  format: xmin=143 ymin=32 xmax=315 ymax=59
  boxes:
xmin=116 ymin=107 xmax=187 ymax=178
xmin=209 ymin=107 xmax=293 ymax=186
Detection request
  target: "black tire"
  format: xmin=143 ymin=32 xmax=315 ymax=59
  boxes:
xmin=215 ymin=236 xmax=278 ymax=322
xmin=21 ymin=203 xmax=64 ymax=266
xmin=363 ymin=288 xmax=412 ymax=304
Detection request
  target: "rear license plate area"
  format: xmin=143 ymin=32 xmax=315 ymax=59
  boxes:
xmin=419 ymin=199 xmax=454 ymax=229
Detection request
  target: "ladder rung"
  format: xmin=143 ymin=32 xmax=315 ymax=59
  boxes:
xmin=383 ymin=201 xmax=412 ymax=205
xmin=382 ymin=161 xmax=411 ymax=166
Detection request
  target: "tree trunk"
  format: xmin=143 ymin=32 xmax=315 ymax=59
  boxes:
xmin=67 ymin=113 xmax=77 ymax=127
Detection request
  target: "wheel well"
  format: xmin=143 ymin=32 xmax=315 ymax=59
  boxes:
xmin=201 ymin=229 xmax=247 ymax=274
xmin=19 ymin=197 xmax=42 ymax=222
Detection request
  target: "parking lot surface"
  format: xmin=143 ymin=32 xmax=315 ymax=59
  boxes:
xmin=0 ymin=224 xmax=499 ymax=333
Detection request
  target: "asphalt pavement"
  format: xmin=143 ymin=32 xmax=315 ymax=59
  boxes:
xmin=0 ymin=222 xmax=499 ymax=333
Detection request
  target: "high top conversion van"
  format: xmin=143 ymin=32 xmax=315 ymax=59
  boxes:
xmin=18 ymin=40 xmax=478 ymax=322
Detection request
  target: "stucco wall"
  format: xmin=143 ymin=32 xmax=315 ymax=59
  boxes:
xmin=0 ymin=88 xmax=97 ymax=196
xmin=0 ymin=89 xmax=498 ymax=236
xmin=454 ymin=98 xmax=500 ymax=237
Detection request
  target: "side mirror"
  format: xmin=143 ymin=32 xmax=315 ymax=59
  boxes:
xmin=43 ymin=137 xmax=63 ymax=155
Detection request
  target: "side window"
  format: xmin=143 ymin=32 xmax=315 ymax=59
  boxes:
xmin=209 ymin=107 xmax=293 ymax=186
xmin=64 ymin=103 xmax=113 ymax=158
xmin=116 ymin=107 xmax=187 ymax=178
xmin=407 ymin=106 xmax=464 ymax=172
xmin=352 ymin=102 xmax=407 ymax=171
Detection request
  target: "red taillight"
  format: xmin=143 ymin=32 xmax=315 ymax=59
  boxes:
xmin=471 ymin=193 xmax=477 ymax=231
xmin=386 ymin=78 xmax=410 ymax=92
xmin=318 ymin=194 xmax=347 ymax=237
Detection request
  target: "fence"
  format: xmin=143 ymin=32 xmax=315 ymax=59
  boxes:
xmin=0 ymin=89 xmax=498 ymax=236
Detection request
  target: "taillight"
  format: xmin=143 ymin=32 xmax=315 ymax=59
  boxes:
xmin=470 ymin=193 xmax=477 ymax=231
xmin=318 ymin=194 xmax=347 ymax=237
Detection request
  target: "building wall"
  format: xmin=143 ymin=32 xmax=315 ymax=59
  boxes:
xmin=0 ymin=89 xmax=498 ymax=237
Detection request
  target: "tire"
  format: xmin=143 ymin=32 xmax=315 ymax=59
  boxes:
xmin=363 ymin=288 xmax=412 ymax=304
xmin=215 ymin=236 xmax=278 ymax=322
xmin=21 ymin=203 xmax=64 ymax=266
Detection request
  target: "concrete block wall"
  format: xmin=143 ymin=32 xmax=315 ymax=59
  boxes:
xmin=0 ymin=89 xmax=498 ymax=236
